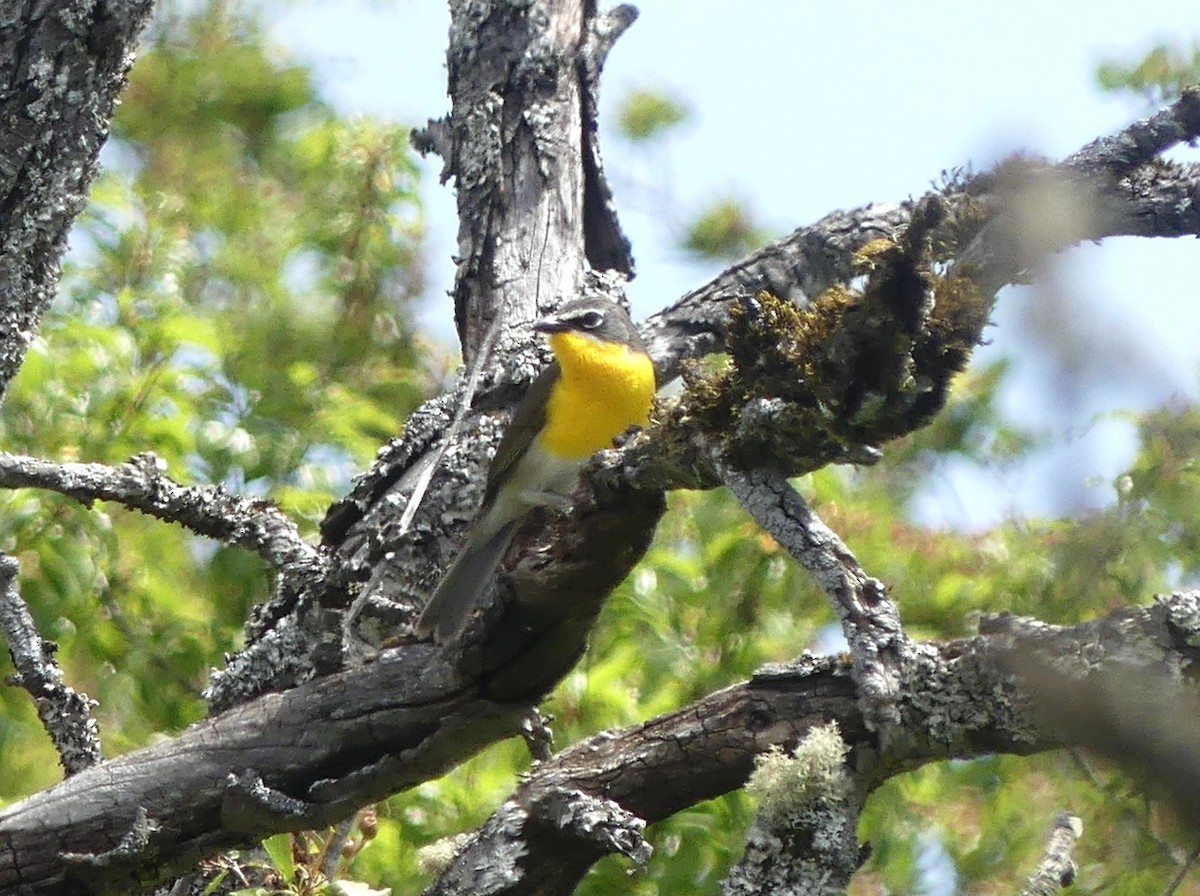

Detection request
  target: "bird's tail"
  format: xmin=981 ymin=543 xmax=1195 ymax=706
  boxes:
xmin=416 ymin=518 xmax=523 ymax=642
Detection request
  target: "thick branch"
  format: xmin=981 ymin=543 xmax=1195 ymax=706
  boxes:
xmin=0 ymin=0 xmax=154 ymax=401
xmin=641 ymin=88 xmax=1200 ymax=384
xmin=417 ymin=593 xmax=1200 ymax=895
xmin=639 ymin=202 xmax=914 ymax=382
xmin=1 ymin=579 xmax=1195 ymax=894
xmin=997 ymin=603 xmax=1200 ymax=829
xmin=0 ymin=644 xmax=528 ymax=895
xmin=425 ymin=0 xmax=593 ymax=359
xmin=578 ymin=3 xmax=638 ymax=275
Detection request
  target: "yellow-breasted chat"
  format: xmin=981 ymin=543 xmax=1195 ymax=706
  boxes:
xmin=417 ymin=297 xmax=655 ymax=642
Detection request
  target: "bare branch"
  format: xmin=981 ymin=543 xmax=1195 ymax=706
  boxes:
xmin=1063 ymin=86 xmax=1200 ymax=175
xmin=2 ymin=582 xmax=1196 ymax=893
xmin=0 ymin=451 xmax=326 ymax=578
xmin=641 ymin=88 xmax=1200 ymax=383
xmin=995 ymin=599 xmax=1200 ymax=830
xmin=1018 ymin=813 xmax=1083 ymax=896
xmin=419 ymin=593 xmax=1200 ymax=896
xmin=0 ymin=553 xmax=101 ymax=776
xmin=0 ymin=642 xmax=527 ymax=895
xmin=423 ymin=791 xmax=650 ymax=896
xmin=639 ymin=202 xmax=914 ymax=383
xmin=714 ymin=461 xmax=909 ymax=731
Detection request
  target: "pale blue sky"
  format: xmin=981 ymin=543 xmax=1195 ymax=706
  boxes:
xmin=271 ymin=1 xmax=1200 ymax=529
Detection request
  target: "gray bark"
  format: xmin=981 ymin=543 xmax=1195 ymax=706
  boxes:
xmin=1019 ymin=814 xmax=1082 ymax=896
xmin=2 ymin=0 xmax=1200 ymax=893
xmin=0 ymin=0 xmax=154 ymax=401
xmin=404 ymin=594 xmax=1200 ymax=895
xmin=0 ymin=553 xmax=101 ymax=775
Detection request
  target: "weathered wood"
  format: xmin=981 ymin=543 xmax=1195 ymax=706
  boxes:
xmin=0 ymin=643 xmax=525 ymax=894
xmin=0 ymin=0 xmax=154 ymax=400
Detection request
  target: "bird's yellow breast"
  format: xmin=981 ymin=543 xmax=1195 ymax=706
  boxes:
xmin=540 ymin=331 xmax=655 ymax=459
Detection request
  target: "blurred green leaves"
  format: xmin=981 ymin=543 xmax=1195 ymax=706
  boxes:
xmin=3 ymin=5 xmax=1200 ymax=896
xmin=682 ymin=197 xmax=768 ymax=261
xmin=0 ymin=0 xmax=428 ymax=801
xmin=615 ymin=88 xmax=691 ymax=142
xmin=612 ymin=86 xmax=769 ymax=264
xmin=1098 ymin=42 xmax=1200 ymax=104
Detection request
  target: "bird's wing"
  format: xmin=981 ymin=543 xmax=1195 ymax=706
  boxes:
xmin=482 ymin=360 xmax=558 ymax=505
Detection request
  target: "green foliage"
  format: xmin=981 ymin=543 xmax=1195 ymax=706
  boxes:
xmin=615 ymin=88 xmax=692 ymax=142
xmin=102 ymin=5 xmax=428 ymax=504
xmin=842 ymin=374 xmax=1200 ymax=894
xmin=612 ymin=85 xmax=769 ymax=264
xmin=860 ymin=751 xmax=1200 ymax=896
xmin=682 ymin=197 xmax=767 ymax=260
xmin=1097 ymin=42 xmax=1200 ymax=103
xmin=219 ymin=821 xmax=390 ymax=895
xmin=3 ymin=5 xmax=1200 ymax=895
xmin=0 ymin=0 xmax=426 ymax=801
xmin=363 ymin=360 xmax=1200 ymax=895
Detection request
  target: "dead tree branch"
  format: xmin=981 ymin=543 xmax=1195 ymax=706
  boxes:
xmin=1018 ymin=813 xmax=1083 ymax=896
xmin=641 ymin=88 xmax=1200 ymax=382
xmin=0 ymin=0 xmax=155 ymax=400
xmin=0 ymin=451 xmax=326 ymax=579
xmin=0 ymin=553 xmax=101 ymax=776
xmin=414 ymin=593 xmax=1200 ymax=896
xmin=714 ymin=461 xmax=908 ymax=732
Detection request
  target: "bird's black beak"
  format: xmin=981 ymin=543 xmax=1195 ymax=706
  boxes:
xmin=533 ymin=315 xmax=570 ymax=334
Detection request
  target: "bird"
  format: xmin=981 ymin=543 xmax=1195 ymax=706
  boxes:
xmin=416 ymin=297 xmax=656 ymax=642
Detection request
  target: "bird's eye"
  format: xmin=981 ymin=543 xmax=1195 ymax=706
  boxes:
xmin=576 ymin=310 xmax=605 ymax=329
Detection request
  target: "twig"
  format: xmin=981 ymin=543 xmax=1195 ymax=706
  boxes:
xmin=1019 ymin=813 xmax=1083 ymax=896
xmin=713 ymin=460 xmax=908 ymax=731
xmin=1163 ymin=839 xmax=1200 ymax=896
xmin=321 ymin=816 xmax=356 ymax=882
xmin=394 ymin=304 xmax=507 ymax=540
xmin=520 ymin=706 xmax=555 ymax=762
xmin=0 ymin=451 xmax=325 ymax=577
xmin=0 ymin=553 xmax=101 ymax=775
xmin=1064 ymin=86 xmax=1200 ymax=175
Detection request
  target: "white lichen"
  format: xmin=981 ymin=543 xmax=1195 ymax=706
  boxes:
xmin=415 ymin=831 xmax=473 ymax=875
xmin=746 ymin=721 xmax=850 ymax=829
